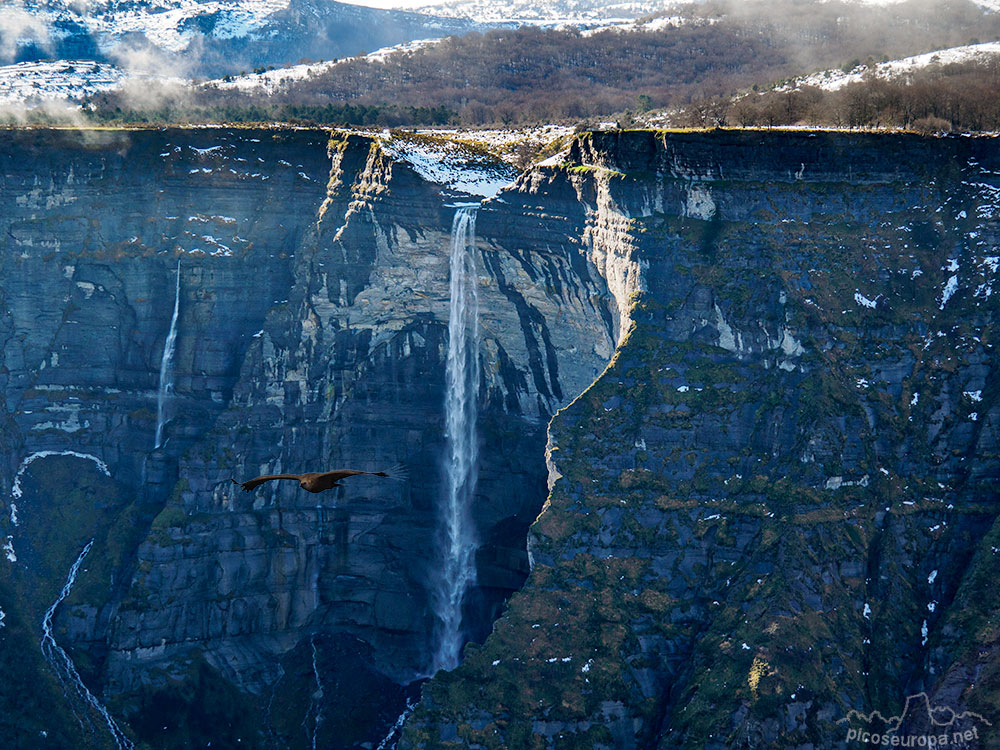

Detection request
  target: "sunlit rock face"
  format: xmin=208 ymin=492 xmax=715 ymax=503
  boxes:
xmin=0 ymin=128 xmax=616 ymax=748
xmin=400 ymin=131 xmax=1000 ymax=749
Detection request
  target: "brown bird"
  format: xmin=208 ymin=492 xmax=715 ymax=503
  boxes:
xmin=232 ymin=464 xmax=407 ymax=494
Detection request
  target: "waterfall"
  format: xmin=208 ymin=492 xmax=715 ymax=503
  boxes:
xmin=41 ymin=540 xmax=134 ymax=750
xmin=430 ymin=205 xmax=481 ymax=673
xmin=155 ymin=260 xmax=181 ymax=449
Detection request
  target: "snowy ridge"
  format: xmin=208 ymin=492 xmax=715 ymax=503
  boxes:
xmin=209 ymin=38 xmax=442 ymax=95
xmin=786 ymin=41 xmax=1000 ymax=92
xmin=3 ymin=0 xmax=482 ymax=107
xmin=12 ymin=0 xmax=292 ymax=57
xmin=580 ymin=12 xmax=701 ymax=36
xmin=90 ymin=0 xmax=291 ymax=53
xmin=387 ymin=0 xmax=694 ymax=24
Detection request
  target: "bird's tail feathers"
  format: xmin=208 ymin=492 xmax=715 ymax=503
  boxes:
xmin=376 ymin=462 xmax=408 ymax=482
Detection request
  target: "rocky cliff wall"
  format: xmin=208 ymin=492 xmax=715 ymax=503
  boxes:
xmin=400 ymin=130 xmax=1000 ymax=749
xmin=3 ymin=127 xmax=998 ymax=750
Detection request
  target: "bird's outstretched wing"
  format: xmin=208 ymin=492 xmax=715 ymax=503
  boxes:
xmin=315 ymin=463 xmax=409 ymax=484
xmin=231 ymin=474 xmax=301 ymax=492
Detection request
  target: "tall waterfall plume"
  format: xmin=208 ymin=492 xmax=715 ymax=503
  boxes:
xmin=431 ymin=205 xmax=481 ymax=673
xmin=155 ymin=260 xmax=181 ymax=449
xmin=41 ymin=540 xmax=135 ymax=750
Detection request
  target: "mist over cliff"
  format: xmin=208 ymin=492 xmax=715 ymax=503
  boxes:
xmin=0 ymin=127 xmax=997 ymax=749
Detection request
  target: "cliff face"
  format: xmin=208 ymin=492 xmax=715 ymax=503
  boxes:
xmin=401 ymin=131 xmax=1000 ymax=748
xmin=0 ymin=128 xmax=615 ymax=748
xmin=1 ymin=128 xmax=998 ymax=750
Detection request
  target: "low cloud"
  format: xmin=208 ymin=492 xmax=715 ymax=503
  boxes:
xmin=0 ymin=5 xmax=51 ymax=62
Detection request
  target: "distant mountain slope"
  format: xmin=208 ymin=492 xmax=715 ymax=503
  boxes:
xmin=4 ymin=0 xmax=483 ymax=79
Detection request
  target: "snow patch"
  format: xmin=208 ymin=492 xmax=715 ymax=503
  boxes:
xmin=939 ymin=275 xmax=959 ymax=309
xmin=381 ymin=135 xmax=517 ymax=198
xmin=12 ymin=451 xmax=110 ymax=500
xmin=854 ymin=291 xmax=877 ymax=309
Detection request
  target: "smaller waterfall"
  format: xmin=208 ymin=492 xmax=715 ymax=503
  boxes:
xmin=41 ymin=540 xmax=134 ymax=750
xmin=309 ymin=636 xmax=324 ymax=750
xmin=430 ymin=205 xmax=481 ymax=673
xmin=155 ymin=260 xmax=181 ymax=449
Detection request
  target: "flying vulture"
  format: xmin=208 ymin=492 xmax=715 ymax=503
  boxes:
xmin=232 ymin=464 xmax=407 ymax=494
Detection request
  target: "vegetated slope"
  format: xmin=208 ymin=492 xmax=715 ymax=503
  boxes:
xmin=78 ymin=0 xmax=1000 ymax=127
xmin=399 ymin=129 xmax=1000 ymax=748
